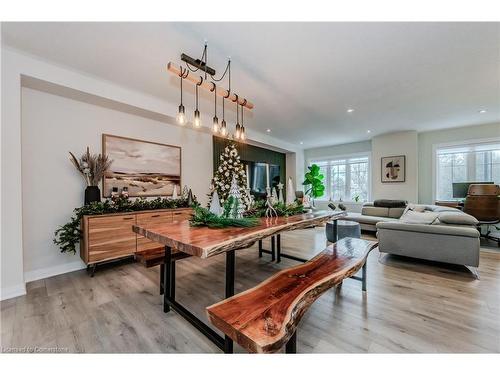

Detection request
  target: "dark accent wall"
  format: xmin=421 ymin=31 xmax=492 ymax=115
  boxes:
xmin=212 ymin=136 xmax=286 ymax=188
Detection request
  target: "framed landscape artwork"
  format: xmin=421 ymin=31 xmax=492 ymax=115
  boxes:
xmin=381 ymin=155 xmax=405 ymax=183
xmin=102 ymin=134 xmax=181 ymax=197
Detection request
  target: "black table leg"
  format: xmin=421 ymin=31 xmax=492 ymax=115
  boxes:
xmin=276 ymin=234 xmax=281 ymax=263
xmin=271 ymin=236 xmax=276 ymax=261
xmin=163 ymin=246 xmax=172 ymax=313
xmin=285 ymin=332 xmax=297 ymax=353
xmin=258 ymin=240 xmax=263 ymax=258
xmin=160 ymin=263 xmax=165 ymax=295
xmin=171 ymin=260 xmax=176 ymax=300
xmin=224 ymin=250 xmax=235 ymax=353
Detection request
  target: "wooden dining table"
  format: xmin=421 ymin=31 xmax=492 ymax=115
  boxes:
xmin=132 ymin=210 xmax=346 ymax=353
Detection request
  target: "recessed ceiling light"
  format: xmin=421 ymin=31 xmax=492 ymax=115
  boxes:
xmin=266 ymin=129 xmax=271 ymax=133
xmin=300 ymin=141 xmax=304 ymax=145
xmin=367 ymin=130 xmax=371 ymax=134
xmin=347 ymin=108 xmax=354 ymax=113
xmin=479 ymin=109 xmax=487 ymax=114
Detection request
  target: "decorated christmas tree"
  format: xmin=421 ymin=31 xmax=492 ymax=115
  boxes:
xmin=212 ymin=142 xmax=249 ymax=208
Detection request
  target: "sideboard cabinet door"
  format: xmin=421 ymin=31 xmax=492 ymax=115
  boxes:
xmin=87 ymin=214 xmax=137 ymax=263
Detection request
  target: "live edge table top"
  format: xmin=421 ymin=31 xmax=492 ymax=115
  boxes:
xmin=132 ymin=210 xmax=346 ymax=259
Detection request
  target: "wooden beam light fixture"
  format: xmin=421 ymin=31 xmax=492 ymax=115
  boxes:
xmin=168 ymin=43 xmax=254 ymax=140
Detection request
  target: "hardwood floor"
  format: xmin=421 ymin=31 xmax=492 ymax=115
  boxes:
xmin=1 ymin=227 xmax=499 ymax=353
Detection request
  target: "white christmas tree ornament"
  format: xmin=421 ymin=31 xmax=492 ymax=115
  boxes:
xmin=277 ymin=182 xmax=284 ymax=204
xmin=172 ymin=185 xmax=178 ymax=200
xmin=227 ymin=174 xmax=245 ymax=219
xmin=209 ymin=190 xmax=222 ymax=216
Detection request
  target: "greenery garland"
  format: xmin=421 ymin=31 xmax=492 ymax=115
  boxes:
xmin=54 ymin=196 xmax=197 ymax=254
xmin=244 ymin=200 xmax=306 ymax=218
xmin=190 ymin=206 xmax=259 ymax=229
xmin=190 ymin=198 xmax=306 ymax=229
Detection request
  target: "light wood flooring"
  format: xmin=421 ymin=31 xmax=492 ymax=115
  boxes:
xmin=1 ymin=228 xmax=499 ymax=353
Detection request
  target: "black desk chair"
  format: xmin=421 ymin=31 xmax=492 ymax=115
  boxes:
xmin=464 ymin=184 xmax=500 ymax=246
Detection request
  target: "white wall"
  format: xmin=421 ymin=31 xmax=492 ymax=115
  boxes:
xmin=1 ymin=46 xmax=304 ymax=300
xmin=304 ymin=140 xmax=372 ymax=161
xmin=371 ymin=131 xmax=418 ymax=202
xmin=21 ymin=87 xmax=214 ymax=279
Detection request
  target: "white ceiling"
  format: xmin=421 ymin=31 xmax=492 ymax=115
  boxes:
xmin=2 ymin=22 xmax=499 ymax=149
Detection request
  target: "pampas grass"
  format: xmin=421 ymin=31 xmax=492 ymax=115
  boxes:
xmin=69 ymin=147 xmax=112 ymax=186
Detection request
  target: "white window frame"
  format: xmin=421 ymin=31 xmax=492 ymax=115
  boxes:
xmin=307 ymin=152 xmax=372 ymax=202
xmin=432 ymin=137 xmax=500 ymax=202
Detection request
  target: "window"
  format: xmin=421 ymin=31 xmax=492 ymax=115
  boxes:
xmin=435 ymin=140 xmax=500 ymax=200
xmin=309 ymin=155 xmax=370 ymax=202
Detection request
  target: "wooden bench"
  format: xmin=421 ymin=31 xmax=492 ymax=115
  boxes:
xmin=206 ymin=237 xmax=378 ymax=353
xmin=135 ymin=247 xmax=190 ymax=295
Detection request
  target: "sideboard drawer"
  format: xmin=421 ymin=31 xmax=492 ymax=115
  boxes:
xmin=136 ymin=211 xmax=173 ymax=252
xmin=172 ymin=209 xmax=192 ymax=222
xmin=87 ymin=214 xmax=137 ymax=263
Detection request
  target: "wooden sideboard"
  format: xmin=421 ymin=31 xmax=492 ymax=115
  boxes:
xmin=80 ymin=208 xmax=192 ymax=266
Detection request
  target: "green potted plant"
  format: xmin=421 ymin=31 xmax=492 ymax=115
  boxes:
xmin=302 ymin=164 xmax=325 ymax=208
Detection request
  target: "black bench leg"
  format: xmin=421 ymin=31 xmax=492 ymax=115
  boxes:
xmin=224 ymin=250 xmax=235 ymax=354
xmin=163 ymin=246 xmax=172 ymax=313
xmin=271 ymin=236 xmax=276 ymax=262
xmin=362 ymin=262 xmax=367 ymax=292
xmin=276 ymin=234 xmax=281 ymax=263
xmin=258 ymin=240 xmax=263 ymax=258
xmin=160 ymin=263 xmax=165 ymax=295
xmin=285 ymin=332 xmax=297 ymax=353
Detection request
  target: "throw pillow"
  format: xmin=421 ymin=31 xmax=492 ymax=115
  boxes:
xmin=402 ymin=203 xmax=426 ymax=215
xmin=399 ymin=210 xmax=439 ymax=225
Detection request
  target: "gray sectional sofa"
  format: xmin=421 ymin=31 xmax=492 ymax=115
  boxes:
xmin=344 ymin=202 xmax=480 ymax=276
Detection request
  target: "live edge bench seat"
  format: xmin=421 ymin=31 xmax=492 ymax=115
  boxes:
xmin=206 ymin=237 xmax=378 ymax=353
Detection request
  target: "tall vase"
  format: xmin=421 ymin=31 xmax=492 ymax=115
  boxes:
xmin=85 ymin=186 xmax=101 ymax=205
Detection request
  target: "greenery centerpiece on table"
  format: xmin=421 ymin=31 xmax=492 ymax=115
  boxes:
xmin=54 ymin=195 xmax=197 ymax=254
xmin=190 ymin=196 xmax=259 ymax=229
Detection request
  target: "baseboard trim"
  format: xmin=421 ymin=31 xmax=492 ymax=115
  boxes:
xmin=1 ymin=283 xmax=27 ymax=301
xmin=24 ymin=260 xmax=86 ymax=283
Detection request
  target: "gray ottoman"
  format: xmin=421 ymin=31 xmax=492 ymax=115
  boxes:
xmin=326 ymin=220 xmax=361 ymax=243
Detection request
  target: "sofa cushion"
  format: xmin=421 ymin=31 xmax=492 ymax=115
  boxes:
xmin=438 ymin=212 xmax=479 ymax=226
xmin=373 ymin=199 xmax=407 ymax=208
xmin=403 ymin=203 xmax=427 ymax=214
xmin=362 ymin=206 xmax=390 ymax=217
xmin=388 ymin=207 xmax=405 ymax=218
xmin=344 ymin=212 xmax=397 ymax=225
xmin=376 ymin=221 xmax=480 ymax=238
xmin=399 ymin=210 xmax=439 ymax=225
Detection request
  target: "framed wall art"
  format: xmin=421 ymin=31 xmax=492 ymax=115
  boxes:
xmin=102 ymin=134 xmax=181 ymax=197
xmin=381 ymin=155 xmax=405 ymax=183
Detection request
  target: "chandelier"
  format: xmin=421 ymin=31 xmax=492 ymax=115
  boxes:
xmin=167 ymin=42 xmax=254 ymax=141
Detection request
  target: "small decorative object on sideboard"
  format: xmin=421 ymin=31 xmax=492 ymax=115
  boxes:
xmin=121 ymin=187 xmax=129 ymax=199
xmin=69 ymin=147 xmax=113 ymax=205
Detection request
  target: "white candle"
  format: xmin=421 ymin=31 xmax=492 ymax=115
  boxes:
xmin=265 ymin=164 xmax=270 ymax=189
